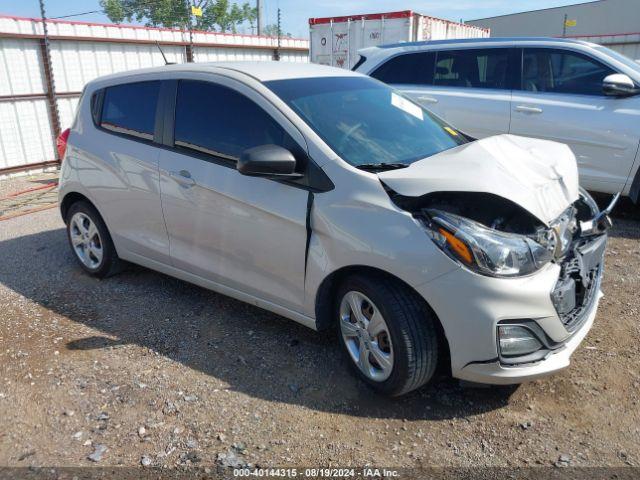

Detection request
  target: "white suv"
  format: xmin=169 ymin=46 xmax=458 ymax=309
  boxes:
xmin=354 ymin=37 xmax=640 ymax=202
xmin=58 ymin=62 xmax=612 ymax=395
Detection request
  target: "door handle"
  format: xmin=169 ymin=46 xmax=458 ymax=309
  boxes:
xmin=417 ymin=96 xmax=438 ymax=104
xmin=169 ymin=170 xmax=196 ymax=187
xmin=515 ymin=105 xmax=543 ymax=114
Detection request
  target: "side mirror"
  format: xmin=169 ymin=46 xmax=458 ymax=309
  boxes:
xmin=237 ymin=145 xmax=301 ymax=178
xmin=603 ymin=73 xmax=638 ymax=97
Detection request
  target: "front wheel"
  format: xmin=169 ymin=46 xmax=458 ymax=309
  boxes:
xmin=336 ymin=274 xmax=439 ymax=396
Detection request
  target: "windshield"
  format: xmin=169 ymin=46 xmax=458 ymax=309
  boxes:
xmin=265 ymin=76 xmax=466 ymax=167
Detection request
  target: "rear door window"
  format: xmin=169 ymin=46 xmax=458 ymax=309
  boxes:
xmin=174 ymin=80 xmax=291 ymax=161
xmin=434 ymin=49 xmax=510 ymax=89
xmin=100 ymin=81 xmax=160 ymax=140
xmin=370 ymin=52 xmax=436 ymax=85
xmin=521 ymin=48 xmax=615 ymax=96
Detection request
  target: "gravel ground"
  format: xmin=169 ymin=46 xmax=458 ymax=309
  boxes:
xmin=0 ymin=186 xmax=638 ymax=473
xmin=0 ymin=172 xmax=58 ymax=199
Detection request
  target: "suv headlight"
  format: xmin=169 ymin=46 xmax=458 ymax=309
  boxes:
xmin=423 ymin=209 xmax=553 ymax=277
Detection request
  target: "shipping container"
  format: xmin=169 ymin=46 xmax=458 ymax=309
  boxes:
xmin=309 ymin=10 xmax=490 ymax=69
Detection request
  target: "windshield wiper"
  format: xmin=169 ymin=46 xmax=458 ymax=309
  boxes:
xmin=356 ymin=162 xmax=409 ymax=172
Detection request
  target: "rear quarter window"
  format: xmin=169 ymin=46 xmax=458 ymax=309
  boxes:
xmin=100 ymin=81 xmax=160 ymax=140
xmin=351 ymin=55 xmax=367 ymax=71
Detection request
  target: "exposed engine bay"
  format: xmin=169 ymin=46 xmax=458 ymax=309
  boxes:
xmin=389 ymin=190 xmax=550 ymax=235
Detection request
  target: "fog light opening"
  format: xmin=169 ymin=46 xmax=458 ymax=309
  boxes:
xmin=498 ymin=325 xmax=543 ymax=357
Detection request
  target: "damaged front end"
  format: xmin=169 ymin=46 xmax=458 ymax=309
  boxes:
xmin=387 ymin=186 xmax=617 ymax=334
xmin=548 ymin=193 xmax=618 ymax=333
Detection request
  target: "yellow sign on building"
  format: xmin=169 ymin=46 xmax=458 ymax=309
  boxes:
xmin=564 ymin=19 xmax=577 ymax=27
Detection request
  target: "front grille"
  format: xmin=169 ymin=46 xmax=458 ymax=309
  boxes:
xmin=552 ymin=239 xmax=604 ymax=333
xmin=557 ymin=264 xmax=601 ymax=332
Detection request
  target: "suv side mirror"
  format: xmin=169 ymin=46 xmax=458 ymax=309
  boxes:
xmin=603 ymin=73 xmax=638 ymax=97
xmin=237 ymin=144 xmax=301 ymax=178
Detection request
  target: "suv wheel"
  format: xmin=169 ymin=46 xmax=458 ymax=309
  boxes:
xmin=336 ymin=274 xmax=439 ymax=396
xmin=66 ymin=201 xmax=122 ymax=278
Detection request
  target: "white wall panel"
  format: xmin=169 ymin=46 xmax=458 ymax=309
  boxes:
xmin=195 ymin=46 xmax=308 ymax=63
xmin=195 ymin=46 xmax=273 ymax=62
xmin=0 ymin=15 xmax=307 ymax=50
xmin=50 ymin=40 xmax=185 ymax=92
xmin=0 ymin=38 xmax=45 ymax=95
xmin=279 ymin=51 xmax=309 ymax=63
xmin=0 ymin=15 xmax=308 ymax=171
xmin=57 ymin=96 xmax=81 ymax=131
xmin=0 ymin=99 xmax=54 ymax=169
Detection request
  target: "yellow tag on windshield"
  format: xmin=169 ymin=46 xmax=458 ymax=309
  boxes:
xmin=444 ymin=126 xmax=459 ymax=136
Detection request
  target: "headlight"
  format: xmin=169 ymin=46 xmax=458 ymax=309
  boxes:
xmin=423 ymin=209 xmax=553 ymax=277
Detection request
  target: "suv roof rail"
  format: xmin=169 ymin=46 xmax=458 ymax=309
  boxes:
xmin=376 ymin=36 xmax=594 ymax=50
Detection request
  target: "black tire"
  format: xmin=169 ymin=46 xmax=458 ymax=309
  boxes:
xmin=65 ymin=201 xmax=123 ymax=278
xmin=335 ymin=274 xmax=439 ymax=397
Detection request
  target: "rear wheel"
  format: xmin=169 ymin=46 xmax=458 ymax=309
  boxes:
xmin=66 ymin=201 xmax=122 ymax=278
xmin=336 ymin=274 xmax=439 ymax=396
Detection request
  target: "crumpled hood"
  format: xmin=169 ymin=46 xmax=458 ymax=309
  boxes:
xmin=378 ymin=134 xmax=579 ymax=225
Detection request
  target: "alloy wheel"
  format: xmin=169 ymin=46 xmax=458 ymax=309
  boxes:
xmin=69 ymin=212 xmax=103 ymax=269
xmin=339 ymin=291 xmax=394 ymax=382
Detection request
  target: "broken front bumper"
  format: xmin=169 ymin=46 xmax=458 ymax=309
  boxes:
xmin=416 ymin=231 xmax=607 ymax=386
xmin=455 ymin=294 xmax=600 ymax=385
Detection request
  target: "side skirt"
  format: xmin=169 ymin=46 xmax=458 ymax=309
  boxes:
xmin=120 ymin=251 xmax=318 ymax=331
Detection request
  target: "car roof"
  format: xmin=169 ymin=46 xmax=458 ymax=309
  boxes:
xmin=89 ymin=61 xmax=362 ymax=85
xmin=374 ymin=36 xmax=597 ymax=50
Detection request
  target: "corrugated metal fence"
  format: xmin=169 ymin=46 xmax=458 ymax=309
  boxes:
xmin=0 ymin=14 xmax=309 ymax=174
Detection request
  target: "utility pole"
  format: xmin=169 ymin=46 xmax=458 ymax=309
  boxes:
xmin=274 ymin=7 xmax=281 ymax=61
xmin=185 ymin=0 xmax=194 ymax=62
xmin=256 ymin=0 xmax=263 ymax=36
xmin=38 ymin=0 xmax=62 ymax=159
xmin=562 ymin=13 xmax=568 ymax=38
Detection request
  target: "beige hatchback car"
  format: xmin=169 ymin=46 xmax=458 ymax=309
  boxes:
xmin=58 ymin=62 xmax=612 ymax=395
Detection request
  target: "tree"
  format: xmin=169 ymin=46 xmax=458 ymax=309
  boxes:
xmin=100 ymin=0 xmax=257 ymax=33
xmin=241 ymin=3 xmax=257 ymax=33
xmin=263 ymin=23 xmax=292 ymax=38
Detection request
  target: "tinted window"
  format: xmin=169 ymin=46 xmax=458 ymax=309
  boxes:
xmin=370 ymin=52 xmax=435 ymax=85
xmin=174 ymin=80 xmax=290 ymax=160
xmin=100 ymin=81 xmax=160 ymax=140
xmin=266 ymin=76 xmax=466 ymax=167
xmin=351 ymin=55 xmax=367 ymax=71
xmin=434 ymin=49 xmax=510 ymax=89
xmin=522 ymin=48 xmax=615 ymax=96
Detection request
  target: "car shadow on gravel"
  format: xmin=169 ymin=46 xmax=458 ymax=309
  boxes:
xmin=0 ymin=227 xmax=521 ymax=420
